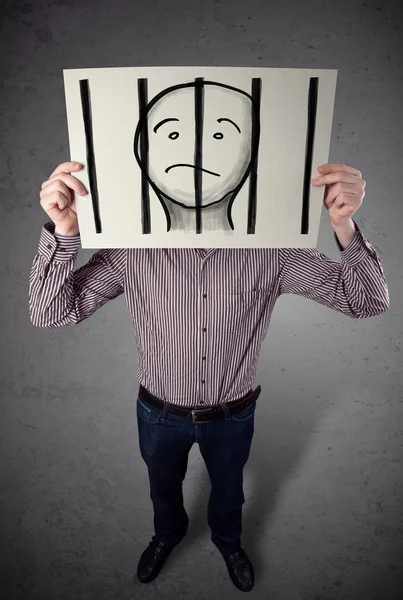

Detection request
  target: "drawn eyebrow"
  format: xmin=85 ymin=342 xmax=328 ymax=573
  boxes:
xmin=217 ymin=118 xmax=241 ymax=133
xmin=153 ymin=117 xmax=179 ymax=133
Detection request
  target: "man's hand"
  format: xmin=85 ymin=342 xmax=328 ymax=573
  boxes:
xmin=40 ymin=161 xmax=87 ymax=236
xmin=311 ymin=163 xmax=366 ymax=230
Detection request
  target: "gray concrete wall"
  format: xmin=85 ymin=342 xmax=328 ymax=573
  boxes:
xmin=1 ymin=0 xmax=402 ymax=598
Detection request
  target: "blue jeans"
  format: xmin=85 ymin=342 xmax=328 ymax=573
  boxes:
xmin=136 ymin=392 xmax=256 ymax=553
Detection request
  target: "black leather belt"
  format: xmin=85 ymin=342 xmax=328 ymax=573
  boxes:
xmin=138 ymin=384 xmax=261 ymax=423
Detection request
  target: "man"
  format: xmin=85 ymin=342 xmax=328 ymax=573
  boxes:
xmin=29 ymin=161 xmax=389 ymax=593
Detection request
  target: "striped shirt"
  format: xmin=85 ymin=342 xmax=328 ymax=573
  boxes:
xmin=29 ymin=220 xmax=389 ymax=407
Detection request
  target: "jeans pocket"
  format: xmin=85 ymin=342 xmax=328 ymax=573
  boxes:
xmin=231 ymin=400 xmax=257 ymax=422
xmin=136 ymin=396 xmax=161 ymax=424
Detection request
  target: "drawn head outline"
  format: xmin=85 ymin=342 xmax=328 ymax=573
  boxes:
xmin=134 ymin=78 xmax=261 ymax=232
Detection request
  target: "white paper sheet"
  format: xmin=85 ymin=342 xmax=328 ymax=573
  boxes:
xmin=63 ymin=66 xmax=337 ymax=248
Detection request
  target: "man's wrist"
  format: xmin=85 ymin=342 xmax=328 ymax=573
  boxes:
xmin=332 ymin=218 xmax=356 ymax=250
xmin=54 ymin=226 xmax=80 ymax=237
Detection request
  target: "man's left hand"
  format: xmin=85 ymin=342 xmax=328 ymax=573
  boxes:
xmin=311 ymin=163 xmax=366 ymax=229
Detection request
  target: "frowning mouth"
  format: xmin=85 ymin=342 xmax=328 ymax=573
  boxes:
xmin=165 ymin=163 xmax=220 ymax=177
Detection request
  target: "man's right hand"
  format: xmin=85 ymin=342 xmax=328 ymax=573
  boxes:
xmin=39 ymin=161 xmax=88 ymax=236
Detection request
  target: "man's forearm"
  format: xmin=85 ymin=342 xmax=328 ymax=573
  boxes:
xmin=332 ymin=218 xmax=356 ymax=250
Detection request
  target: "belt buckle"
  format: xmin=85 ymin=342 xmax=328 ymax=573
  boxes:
xmin=191 ymin=408 xmax=212 ymax=424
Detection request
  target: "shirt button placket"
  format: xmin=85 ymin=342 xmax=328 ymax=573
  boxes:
xmin=200 ymin=266 xmax=208 ymax=403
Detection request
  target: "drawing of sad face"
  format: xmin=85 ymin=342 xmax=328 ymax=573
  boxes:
xmin=134 ymin=82 xmax=255 ymax=208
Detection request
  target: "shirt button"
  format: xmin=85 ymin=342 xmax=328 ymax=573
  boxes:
xmin=202 ymin=356 xmax=206 ymax=360
xmin=47 ymin=244 xmax=52 ymax=249
xmin=202 ymin=327 xmax=207 ymax=332
xmin=201 ymin=380 xmax=205 ymax=384
xmin=39 ymin=276 xmax=42 ymax=280
xmin=60 ymin=247 xmax=66 ymax=252
xmin=203 ymin=293 xmax=207 ymax=298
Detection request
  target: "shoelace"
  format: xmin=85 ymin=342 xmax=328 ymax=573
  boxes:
xmin=228 ymin=550 xmax=248 ymax=571
xmin=149 ymin=541 xmax=165 ymax=561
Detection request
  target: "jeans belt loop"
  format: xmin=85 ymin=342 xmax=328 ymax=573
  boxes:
xmin=161 ymin=402 xmax=169 ymax=419
xmin=220 ymin=402 xmax=231 ymax=420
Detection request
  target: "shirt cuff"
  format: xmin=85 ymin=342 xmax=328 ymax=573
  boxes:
xmin=334 ymin=219 xmax=378 ymax=266
xmin=38 ymin=221 xmax=81 ymax=262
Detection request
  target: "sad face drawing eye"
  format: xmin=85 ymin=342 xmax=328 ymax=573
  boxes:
xmin=167 ymin=131 xmax=224 ymax=140
xmin=153 ymin=118 xmax=180 ymax=140
xmin=134 ymin=79 xmax=261 ymax=233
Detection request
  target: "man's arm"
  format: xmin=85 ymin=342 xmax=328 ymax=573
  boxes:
xmin=29 ymin=221 xmax=125 ymax=327
xmin=278 ymin=219 xmax=390 ymax=319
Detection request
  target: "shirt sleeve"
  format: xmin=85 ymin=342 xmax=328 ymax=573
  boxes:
xmin=29 ymin=221 xmax=125 ymax=327
xmin=278 ymin=220 xmax=390 ymax=319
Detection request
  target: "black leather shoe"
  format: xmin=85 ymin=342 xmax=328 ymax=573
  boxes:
xmin=136 ymin=537 xmax=179 ymax=583
xmin=213 ymin=543 xmax=255 ymax=592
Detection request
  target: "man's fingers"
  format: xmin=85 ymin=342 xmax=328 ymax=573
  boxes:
xmin=317 ymin=163 xmax=362 ymax=177
xmin=49 ymin=161 xmax=83 ymax=179
xmin=324 ymin=182 xmax=358 ymax=205
xmin=40 ymin=181 xmax=73 ymax=208
xmin=312 ymin=172 xmax=360 ymax=186
xmin=41 ymin=172 xmax=87 ymax=196
xmin=40 ymin=188 xmax=71 ymax=211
